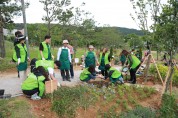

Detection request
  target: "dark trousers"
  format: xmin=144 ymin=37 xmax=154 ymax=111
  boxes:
xmin=101 ymin=70 xmax=108 ymax=79
xmin=23 ymin=88 xmax=39 ymax=96
xmin=70 ymin=63 xmax=74 ymax=77
xmin=129 ymin=65 xmax=140 ymax=84
xmin=61 ymin=69 xmax=70 ymax=80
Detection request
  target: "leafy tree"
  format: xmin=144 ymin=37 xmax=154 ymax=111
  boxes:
xmin=39 ymin=0 xmax=73 ymax=35
xmin=0 ymin=0 xmax=21 ymax=58
xmin=154 ymin=0 xmax=178 ymax=92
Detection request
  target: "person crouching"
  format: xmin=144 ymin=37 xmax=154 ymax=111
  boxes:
xmin=105 ymin=64 xmax=124 ymax=84
xmin=80 ymin=65 xmax=97 ymax=82
xmin=21 ymin=66 xmax=49 ymax=100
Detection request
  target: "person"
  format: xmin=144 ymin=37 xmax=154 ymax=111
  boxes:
xmin=80 ymin=65 xmax=99 ymax=82
xmin=13 ymin=31 xmax=22 ymax=78
xmin=21 ymin=66 xmax=48 ymax=100
xmin=105 ymin=64 xmax=124 ymax=84
xmin=39 ymin=35 xmax=54 ymax=60
xmin=80 ymin=55 xmax=85 ymax=70
xmin=98 ymin=48 xmax=111 ymax=79
xmin=121 ymin=50 xmax=141 ymax=84
xmin=120 ymin=53 xmax=126 ymax=66
xmin=67 ymin=43 xmax=74 ymax=79
xmin=161 ymin=52 xmax=168 ymax=66
xmin=12 ymin=34 xmax=29 ymax=81
xmin=30 ymin=58 xmax=60 ymax=80
xmin=57 ymin=40 xmax=71 ymax=81
xmin=85 ymin=45 xmax=99 ymax=68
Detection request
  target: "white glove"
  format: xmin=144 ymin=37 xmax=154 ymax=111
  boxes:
xmin=17 ymin=58 xmax=20 ymax=65
xmin=52 ymin=55 xmax=54 ymax=60
xmin=42 ymin=57 xmax=45 ymax=60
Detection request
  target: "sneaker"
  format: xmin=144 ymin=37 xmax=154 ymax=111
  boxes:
xmin=71 ymin=76 xmax=74 ymax=79
xmin=31 ymin=93 xmax=41 ymax=100
xmin=67 ymin=79 xmax=71 ymax=82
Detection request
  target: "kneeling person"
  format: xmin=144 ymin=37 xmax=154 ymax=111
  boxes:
xmin=105 ymin=64 xmax=124 ymax=84
xmin=21 ymin=66 xmax=48 ymax=100
xmin=80 ymin=65 xmax=98 ymax=82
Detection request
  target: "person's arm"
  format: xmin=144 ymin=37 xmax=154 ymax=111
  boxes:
xmin=88 ymin=74 xmax=96 ymax=79
xmin=47 ymin=67 xmax=56 ymax=80
xmin=15 ymin=46 xmax=21 ymax=64
xmin=94 ymin=52 xmax=99 ymax=65
xmin=68 ymin=48 xmax=71 ymax=63
xmin=38 ymin=76 xmax=45 ymax=97
xmin=128 ymin=55 xmax=133 ymax=68
xmin=39 ymin=43 xmax=45 ymax=60
xmin=57 ymin=48 xmax=61 ymax=61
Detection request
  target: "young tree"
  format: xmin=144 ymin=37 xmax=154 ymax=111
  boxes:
xmin=154 ymin=0 xmax=178 ymax=92
xmin=0 ymin=0 xmax=21 ymax=58
xmin=39 ymin=0 xmax=73 ymax=35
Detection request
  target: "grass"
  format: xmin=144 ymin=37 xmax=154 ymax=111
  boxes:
xmin=0 ymin=98 xmax=34 ymax=118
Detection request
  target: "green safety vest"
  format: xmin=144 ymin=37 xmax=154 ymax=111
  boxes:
xmin=13 ymin=44 xmax=27 ymax=62
xmin=36 ymin=60 xmax=54 ymax=70
xmin=40 ymin=41 xmax=52 ymax=60
xmin=85 ymin=51 xmax=96 ymax=68
xmin=109 ymin=67 xmax=121 ymax=79
xmin=21 ymin=73 xmax=45 ymax=97
xmin=80 ymin=68 xmax=91 ymax=80
xmin=128 ymin=55 xmax=141 ymax=69
xmin=99 ymin=52 xmax=109 ymax=65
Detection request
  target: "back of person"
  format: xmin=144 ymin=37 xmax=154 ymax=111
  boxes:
xmin=85 ymin=51 xmax=95 ymax=67
xmin=80 ymin=68 xmax=91 ymax=81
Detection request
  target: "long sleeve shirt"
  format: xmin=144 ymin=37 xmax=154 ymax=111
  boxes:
xmin=57 ymin=46 xmax=71 ymax=62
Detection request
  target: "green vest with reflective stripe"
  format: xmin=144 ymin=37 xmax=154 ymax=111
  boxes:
xmin=109 ymin=67 xmax=121 ymax=79
xmin=13 ymin=44 xmax=27 ymax=62
xmin=41 ymin=41 xmax=51 ymax=60
xmin=128 ymin=55 xmax=141 ymax=69
xmin=80 ymin=68 xmax=91 ymax=80
xmin=36 ymin=60 xmax=54 ymax=70
xmin=99 ymin=52 xmax=109 ymax=65
xmin=21 ymin=73 xmax=45 ymax=97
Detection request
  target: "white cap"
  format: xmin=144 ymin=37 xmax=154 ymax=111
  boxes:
xmin=63 ymin=40 xmax=69 ymax=44
xmin=89 ymin=45 xmax=94 ymax=49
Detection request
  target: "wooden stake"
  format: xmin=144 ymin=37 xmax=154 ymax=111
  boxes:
xmin=161 ymin=66 xmax=171 ymax=95
xmin=150 ymin=54 xmax=164 ymax=85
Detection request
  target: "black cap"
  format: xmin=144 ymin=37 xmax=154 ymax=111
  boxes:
xmin=17 ymin=34 xmax=26 ymax=41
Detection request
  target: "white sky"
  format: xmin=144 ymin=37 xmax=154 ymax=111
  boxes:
xmin=13 ymin=0 xmax=168 ymax=30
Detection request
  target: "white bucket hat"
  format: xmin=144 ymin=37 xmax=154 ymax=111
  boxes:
xmin=89 ymin=45 xmax=94 ymax=49
xmin=63 ymin=40 xmax=69 ymax=44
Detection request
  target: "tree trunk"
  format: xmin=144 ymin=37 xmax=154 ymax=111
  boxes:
xmin=0 ymin=25 xmax=5 ymax=58
xmin=157 ymin=49 xmax=159 ymax=61
xmin=144 ymin=54 xmax=151 ymax=81
xmin=165 ymin=51 xmax=174 ymax=92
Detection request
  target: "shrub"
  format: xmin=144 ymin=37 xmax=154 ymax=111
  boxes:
xmin=119 ymin=106 xmax=156 ymax=118
xmin=159 ymin=94 xmax=178 ymax=118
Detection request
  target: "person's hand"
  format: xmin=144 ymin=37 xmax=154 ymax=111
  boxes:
xmin=27 ymin=57 xmax=31 ymax=62
xmin=42 ymin=57 xmax=45 ymax=60
xmin=17 ymin=58 xmax=20 ymax=65
xmin=52 ymin=55 xmax=54 ymax=60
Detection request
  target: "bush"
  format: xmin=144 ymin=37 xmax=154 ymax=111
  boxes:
xmin=119 ymin=106 xmax=156 ymax=118
xmin=159 ymin=94 xmax=178 ymax=118
xmin=0 ymin=58 xmax=16 ymax=71
xmin=149 ymin=64 xmax=178 ymax=86
xmin=52 ymin=86 xmax=98 ymax=117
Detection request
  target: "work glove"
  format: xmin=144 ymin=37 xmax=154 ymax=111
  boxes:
xmin=17 ymin=58 xmax=20 ymax=65
xmin=42 ymin=57 xmax=45 ymax=60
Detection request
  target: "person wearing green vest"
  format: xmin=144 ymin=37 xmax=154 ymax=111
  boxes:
xmin=121 ymin=50 xmax=141 ymax=84
xmin=22 ymin=66 xmax=49 ymax=100
xmin=85 ymin=45 xmax=99 ymax=68
xmin=80 ymin=65 xmax=99 ymax=82
xmin=13 ymin=31 xmax=22 ymax=78
xmin=12 ymin=34 xmax=30 ymax=81
xmin=98 ymin=48 xmax=111 ymax=79
xmin=105 ymin=64 xmax=124 ymax=84
xmin=57 ymin=40 xmax=71 ymax=81
xmin=30 ymin=58 xmax=60 ymax=80
xmin=39 ymin=35 xmax=54 ymax=60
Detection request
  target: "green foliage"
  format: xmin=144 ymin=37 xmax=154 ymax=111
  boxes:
xmin=159 ymin=94 xmax=178 ymax=118
xmin=0 ymin=98 xmax=33 ymax=118
xmin=52 ymin=86 xmax=98 ymax=117
xmin=149 ymin=64 xmax=178 ymax=86
xmin=119 ymin=106 xmax=156 ymax=118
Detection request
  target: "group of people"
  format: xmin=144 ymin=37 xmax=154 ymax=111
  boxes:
xmin=12 ymin=30 xmax=141 ymax=100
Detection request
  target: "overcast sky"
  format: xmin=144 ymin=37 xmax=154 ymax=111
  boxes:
xmin=13 ymin=0 xmax=168 ymax=30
